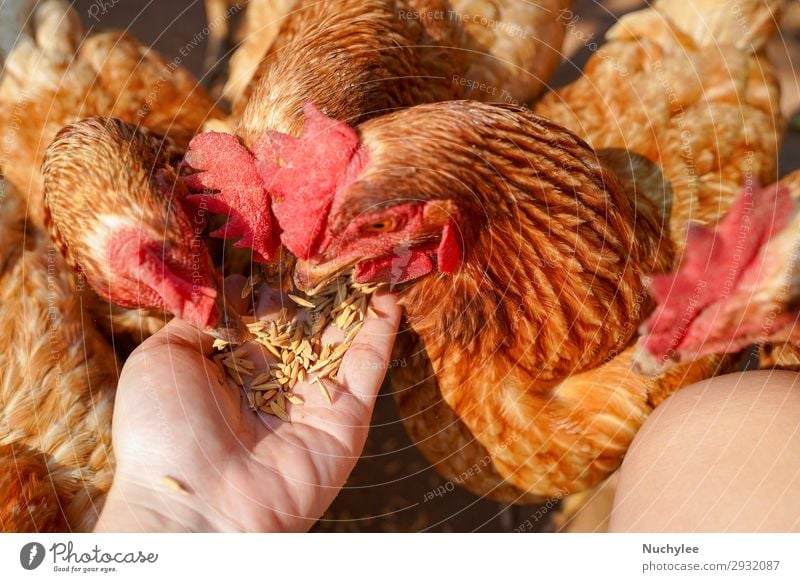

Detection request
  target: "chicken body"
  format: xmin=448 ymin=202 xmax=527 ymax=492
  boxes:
xmin=0 ymin=188 xmax=118 ymax=531
xmin=279 ymin=101 xmax=728 ymax=498
xmin=0 ymin=0 xmax=223 ymax=225
xmin=536 ymin=0 xmax=784 ymax=237
xmin=369 ymin=105 xmax=728 ymax=498
xmin=222 ymin=0 xmax=570 ymax=114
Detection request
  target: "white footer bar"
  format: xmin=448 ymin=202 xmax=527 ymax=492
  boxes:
xmin=1 ymin=533 xmax=798 ymax=581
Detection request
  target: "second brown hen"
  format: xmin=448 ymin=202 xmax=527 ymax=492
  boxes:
xmin=536 ymin=0 xmax=784 ymax=235
xmin=0 ymin=0 xmax=223 ymax=225
xmin=43 ymin=118 xmax=250 ymax=346
xmin=257 ymin=101 xmax=729 ymax=500
xmin=533 ymin=0 xmax=789 ymax=375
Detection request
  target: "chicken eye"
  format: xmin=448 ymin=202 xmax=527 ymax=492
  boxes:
xmin=364 ymin=219 xmax=396 ymax=233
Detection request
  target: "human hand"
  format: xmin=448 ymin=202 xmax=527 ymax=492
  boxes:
xmin=94 ymin=277 xmax=401 ymax=532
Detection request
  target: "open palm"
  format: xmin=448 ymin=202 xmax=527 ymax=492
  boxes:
xmin=96 ymin=277 xmax=401 ymax=532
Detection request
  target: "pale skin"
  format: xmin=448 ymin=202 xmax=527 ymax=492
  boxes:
xmin=611 ymin=370 xmax=800 ymax=532
xmin=95 ymin=276 xmax=401 ymax=532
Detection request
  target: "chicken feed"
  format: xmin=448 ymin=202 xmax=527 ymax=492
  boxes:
xmin=212 ymin=274 xmax=383 ymax=422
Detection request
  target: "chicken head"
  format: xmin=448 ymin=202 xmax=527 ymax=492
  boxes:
xmin=185 ymin=103 xmax=465 ymax=290
xmin=43 ymin=117 xmax=249 ymax=343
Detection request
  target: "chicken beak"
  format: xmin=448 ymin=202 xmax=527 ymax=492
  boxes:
xmin=208 ymin=293 xmax=253 ymax=344
xmin=293 ymin=257 xmax=359 ymax=292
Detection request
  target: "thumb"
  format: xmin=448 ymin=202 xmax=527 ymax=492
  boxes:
xmin=336 ymin=290 xmax=402 ymax=408
xmin=131 ymin=317 xmax=215 ymax=363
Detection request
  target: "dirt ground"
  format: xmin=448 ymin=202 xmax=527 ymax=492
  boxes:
xmin=72 ymin=0 xmax=800 ymax=532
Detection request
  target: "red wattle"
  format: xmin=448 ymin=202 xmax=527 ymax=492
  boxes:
xmin=107 ymin=230 xmax=220 ymax=329
xmin=355 ymin=247 xmax=436 ymax=286
xmin=437 ymin=218 xmax=462 ymax=275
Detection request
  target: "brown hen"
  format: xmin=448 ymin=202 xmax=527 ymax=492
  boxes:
xmin=268 ymin=101 xmax=730 ymax=499
xmin=220 ymin=0 xmax=571 ymax=111
xmin=42 ymin=117 xmax=249 ymax=346
xmin=532 ymin=0 xmax=788 ymax=374
xmin=0 ymin=0 xmax=223 ymax=225
xmin=0 ymin=187 xmax=118 ymax=531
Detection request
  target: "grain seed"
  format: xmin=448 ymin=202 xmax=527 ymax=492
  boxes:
xmin=270 ymin=400 xmax=290 ymax=421
xmin=214 ymin=272 xmax=380 ymax=422
xmin=289 ymin=294 xmax=316 ymax=308
xmin=161 ymin=476 xmax=190 ymax=495
xmin=315 ymin=376 xmax=332 ymax=405
xmin=286 ymin=393 xmax=304 ymax=405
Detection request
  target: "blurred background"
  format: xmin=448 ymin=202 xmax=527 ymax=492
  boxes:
xmin=69 ymin=0 xmax=800 ymax=532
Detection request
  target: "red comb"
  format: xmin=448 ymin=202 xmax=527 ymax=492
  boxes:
xmin=252 ymin=103 xmax=368 ymax=259
xmin=184 ymin=132 xmax=278 ymax=262
xmin=641 ymin=180 xmax=792 ymax=362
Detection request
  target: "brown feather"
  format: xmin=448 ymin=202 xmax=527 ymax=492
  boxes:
xmin=0 ymin=443 xmax=66 ymax=532
xmin=535 ymin=0 xmax=784 ymax=239
xmin=0 ymin=1 xmax=222 ymax=225
xmin=0 ymin=189 xmax=118 ymax=531
xmin=391 ymin=328 xmax=542 ymax=504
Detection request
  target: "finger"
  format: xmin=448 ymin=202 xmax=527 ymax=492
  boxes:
xmin=132 ymin=277 xmax=250 ymax=363
xmin=136 ymin=317 xmax=216 ymax=359
xmin=336 ymin=290 xmax=402 ymax=408
xmin=255 ymin=285 xmax=298 ymax=321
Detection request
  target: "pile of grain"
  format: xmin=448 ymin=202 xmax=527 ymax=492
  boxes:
xmin=212 ymin=274 xmax=382 ymax=422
